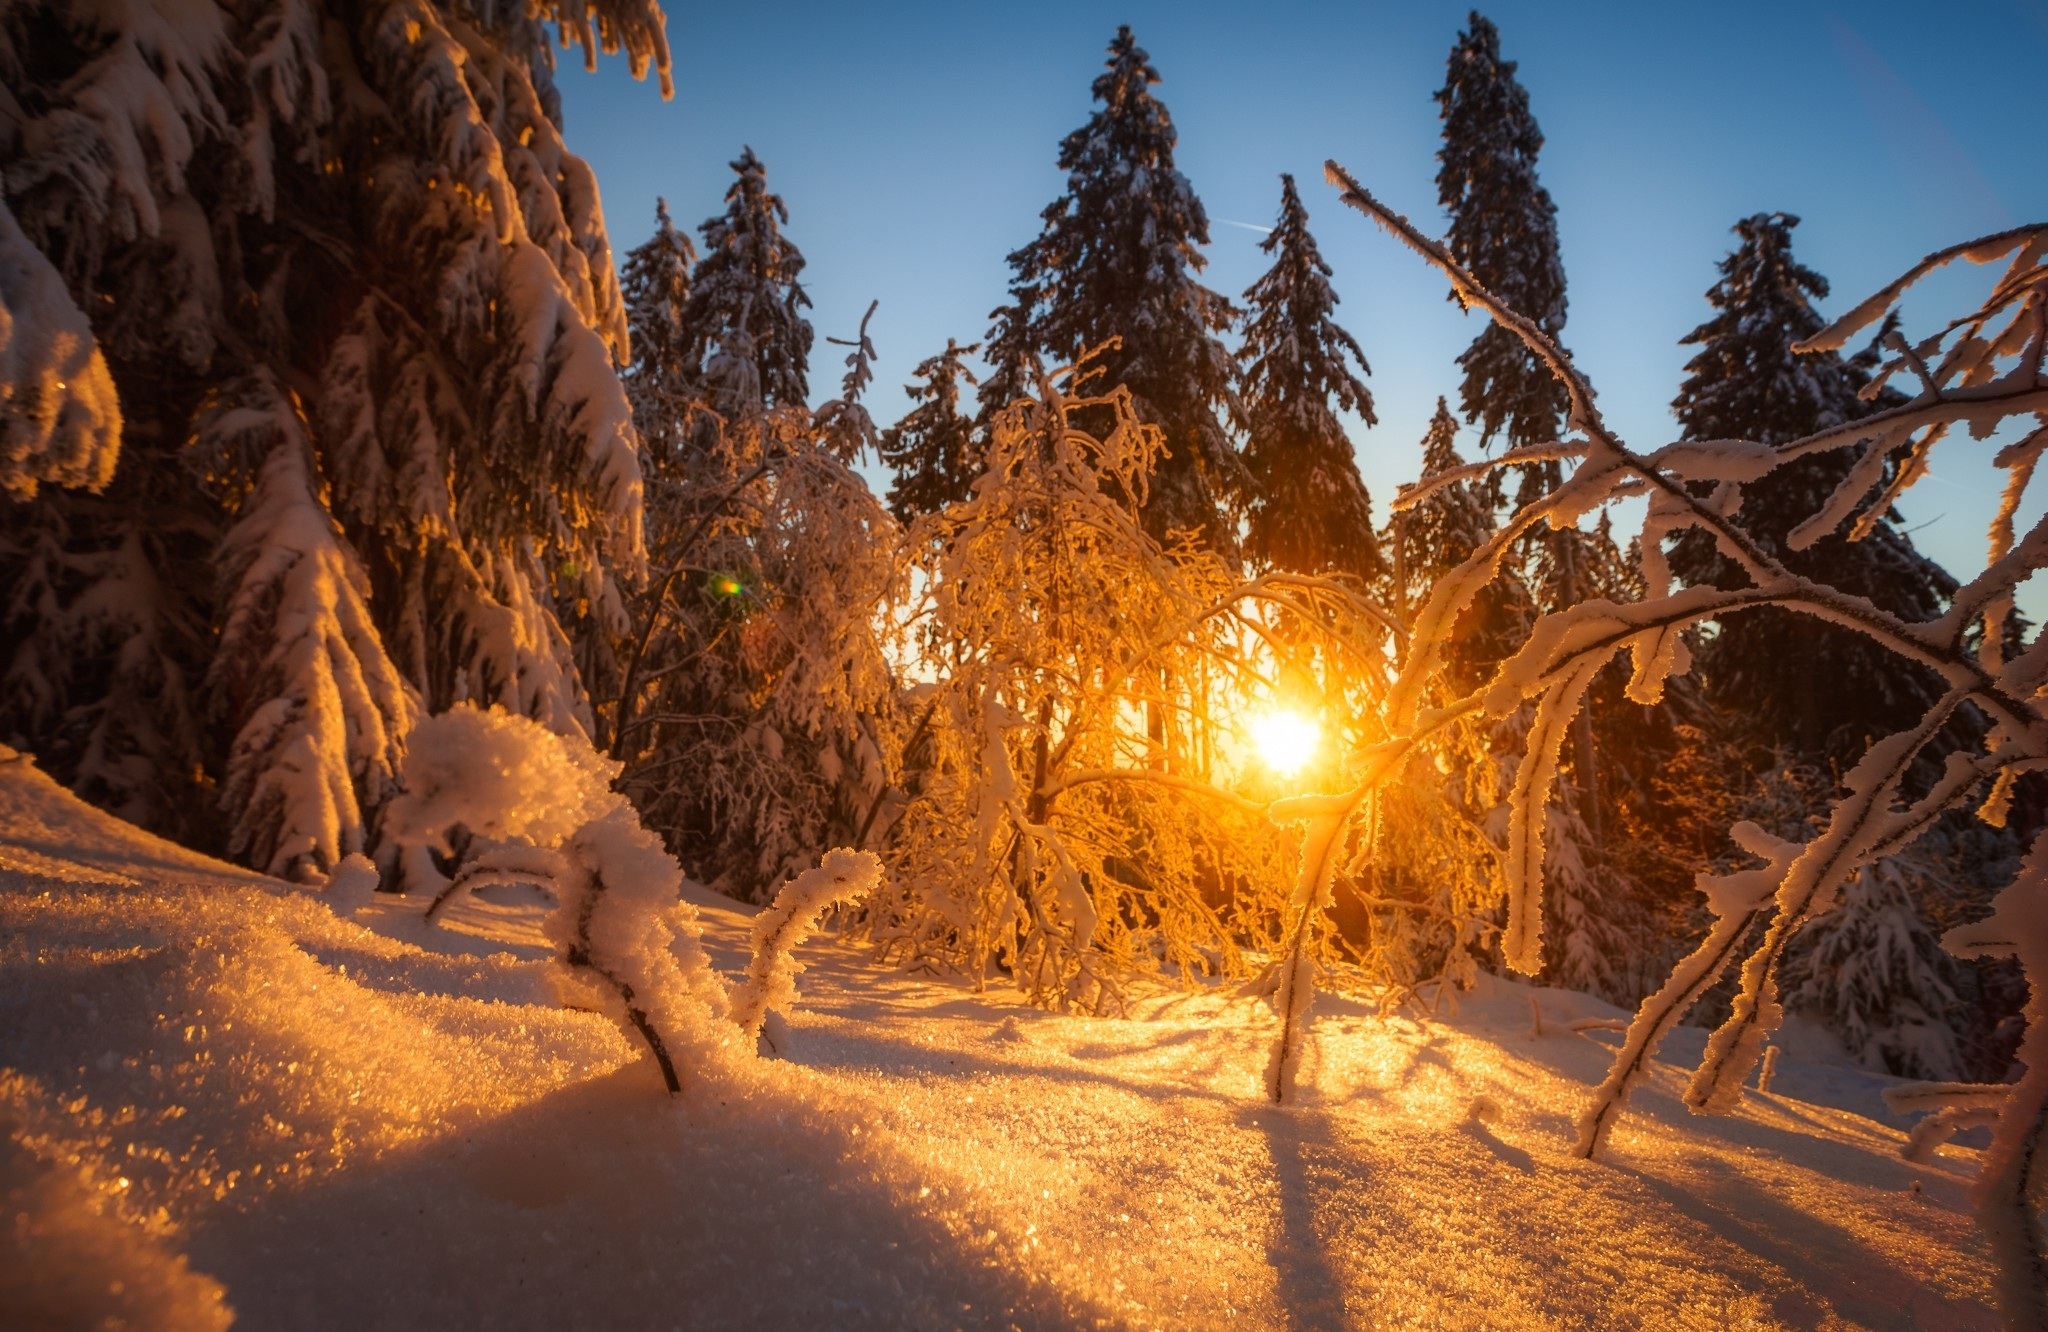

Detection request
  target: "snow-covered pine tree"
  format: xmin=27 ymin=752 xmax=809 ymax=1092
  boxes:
xmin=621 ymin=198 xmax=700 ymax=471
xmin=681 ymin=148 xmax=813 ymax=412
xmin=0 ymin=0 xmax=667 ymax=875
xmin=1780 ymin=854 xmax=1966 ymax=1079
xmin=201 ymin=371 xmax=419 ymax=879
xmin=879 ymin=339 xmax=981 ymax=521
xmin=1668 ymin=212 xmax=1955 ymax=762
xmin=1435 ymin=11 xmax=1569 ymax=463
xmin=1667 ymin=212 xmax=2011 ymax=1084
xmin=1238 ymin=174 xmax=1381 ymax=581
xmin=981 ymin=26 xmax=1242 ymax=553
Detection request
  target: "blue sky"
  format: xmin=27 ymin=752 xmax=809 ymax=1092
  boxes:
xmin=559 ymin=0 xmax=2047 ymax=598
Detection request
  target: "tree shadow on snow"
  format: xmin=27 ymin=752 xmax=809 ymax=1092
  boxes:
xmin=180 ymin=1062 xmax=1121 ymax=1331
xmin=1242 ymin=1104 xmax=1352 ymax=1331
xmin=1610 ymin=1151 xmax=1995 ymax=1331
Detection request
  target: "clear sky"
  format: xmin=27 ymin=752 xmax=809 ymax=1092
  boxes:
xmin=559 ymin=0 xmax=2048 ymax=602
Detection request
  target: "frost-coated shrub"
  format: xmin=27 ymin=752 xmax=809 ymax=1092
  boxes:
xmin=856 ymin=356 xmax=1409 ymax=1012
xmin=1323 ymin=161 xmax=2048 ymax=1327
xmin=384 ymin=703 xmax=882 ymax=1087
xmin=384 ymin=705 xmax=717 ymax=1090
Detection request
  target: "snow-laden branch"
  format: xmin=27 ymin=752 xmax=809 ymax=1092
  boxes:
xmin=1325 ymin=163 xmax=2048 ymax=1317
xmin=0 ymin=198 xmax=121 ymax=500
xmin=1328 ymin=162 xmax=2048 ymax=746
xmin=729 ymin=848 xmax=881 ymax=1047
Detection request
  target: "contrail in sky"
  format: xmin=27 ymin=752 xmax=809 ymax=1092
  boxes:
xmin=1216 ymin=219 xmax=1273 ymax=235
xmin=1827 ymin=14 xmax=2011 ymax=233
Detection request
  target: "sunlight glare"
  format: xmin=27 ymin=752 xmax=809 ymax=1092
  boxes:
xmin=1251 ymin=709 xmax=1319 ymax=777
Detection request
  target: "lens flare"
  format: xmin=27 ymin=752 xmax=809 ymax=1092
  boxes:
xmin=1251 ymin=710 xmax=1319 ymax=777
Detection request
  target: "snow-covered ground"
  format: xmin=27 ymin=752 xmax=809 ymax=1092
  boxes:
xmin=0 ymin=750 xmax=1999 ymax=1329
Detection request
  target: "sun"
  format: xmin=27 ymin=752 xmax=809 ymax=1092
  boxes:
xmin=1250 ymin=709 xmax=1319 ymax=778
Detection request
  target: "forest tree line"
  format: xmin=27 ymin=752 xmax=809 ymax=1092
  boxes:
xmin=0 ymin=4 xmax=2029 ymax=1097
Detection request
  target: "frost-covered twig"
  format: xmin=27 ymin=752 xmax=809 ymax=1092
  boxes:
xmin=1946 ymin=841 xmax=2048 ymax=1327
xmin=729 ymin=848 xmax=882 ymax=1047
xmin=1328 ymin=162 xmax=2046 ymax=743
xmin=1885 ymin=1080 xmax=2010 ymax=1163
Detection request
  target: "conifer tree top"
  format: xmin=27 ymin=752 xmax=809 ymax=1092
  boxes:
xmin=1420 ymin=396 xmax=1464 ymax=477
xmin=987 ymin=25 xmax=1240 ymax=550
xmin=1436 ymin=12 xmax=1558 ymax=303
xmin=1436 ymin=10 xmax=1568 ymax=453
xmin=1239 ymin=173 xmax=1379 ymax=577
xmin=688 ymin=147 xmax=813 ymax=409
xmin=1667 ymin=210 xmax=1957 ymax=758
xmin=880 ymin=338 xmax=982 ymax=522
xmin=1671 ymin=212 xmax=1849 ymax=447
xmin=1025 ymin=26 xmax=1214 ymax=307
xmin=1240 ymin=174 xmax=1373 ymax=430
xmin=623 ymin=198 xmax=697 ymax=376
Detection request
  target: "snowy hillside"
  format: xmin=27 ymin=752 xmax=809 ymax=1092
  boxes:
xmin=0 ymin=748 xmax=1999 ymax=1329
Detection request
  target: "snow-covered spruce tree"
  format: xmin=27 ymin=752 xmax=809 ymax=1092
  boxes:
xmin=981 ymin=26 xmax=1242 ymax=553
xmin=1665 ymin=214 xmax=2004 ymax=1070
xmin=1779 ymin=853 xmax=1966 ymax=1079
xmin=0 ymin=0 xmax=666 ymax=876
xmin=1431 ymin=16 xmax=1656 ymax=999
xmin=200 ymin=370 xmax=419 ymax=879
xmin=620 ymin=198 xmax=700 ymax=470
xmin=1669 ymin=212 xmax=1955 ymax=762
xmin=1435 ymin=11 xmax=1568 ymax=466
xmin=1239 ymin=174 xmax=1381 ymax=581
xmin=1327 ymin=163 xmax=2048 ymax=1324
xmin=679 ymin=147 xmax=813 ymax=412
xmin=879 ymin=338 xmax=981 ymax=521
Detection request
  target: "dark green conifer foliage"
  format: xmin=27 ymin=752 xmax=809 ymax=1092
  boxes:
xmin=1239 ymin=175 xmax=1381 ymax=580
xmin=1435 ymin=11 xmax=1569 ymax=459
xmin=684 ymin=147 xmax=813 ymax=410
xmin=981 ymin=26 xmax=1242 ymax=551
xmin=880 ymin=339 xmax=982 ymax=521
xmin=1668 ymin=213 xmax=1953 ymax=761
xmin=1399 ymin=398 xmax=1532 ymax=691
xmin=621 ymin=198 xmax=699 ymax=468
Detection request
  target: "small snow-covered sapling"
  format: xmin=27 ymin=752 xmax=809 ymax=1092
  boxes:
xmin=729 ymin=848 xmax=882 ymax=1053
